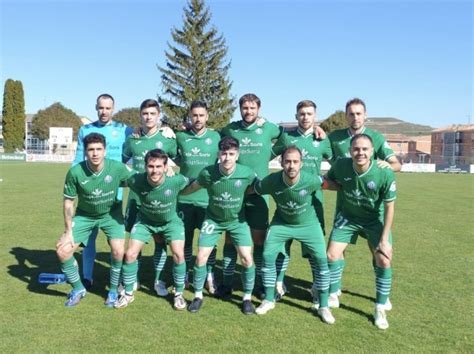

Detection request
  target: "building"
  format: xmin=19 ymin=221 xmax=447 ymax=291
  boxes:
xmin=431 ymin=124 xmax=474 ymax=165
xmin=385 ymin=134 xmax=432 ymax=163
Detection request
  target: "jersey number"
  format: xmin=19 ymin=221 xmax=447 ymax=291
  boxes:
xmin=201 ymin=221 xmax=215 ymax=234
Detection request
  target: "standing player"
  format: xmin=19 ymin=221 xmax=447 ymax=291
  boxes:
xmin=219 ymin=93 xmax=282 ymax=297
xmin=253 ymin=146 xmax=336 ymax=324
xmin=73 ymin=94 xmax=133 ymax=289
xmin=56 ymin=133 xmax=134 ymax=307
xmin=327 ymin=97 xmax=400 ymax=306
xmin=114 ymin=149 xmax=188 ymax=310
xmin=122 ymin=99 xmax=177 ymax=297
xmin=175 ymin=101 xmax=220 ymax=294
xmin=182 ymin=137 xmax=257 ymax=314
xmin=271 ymin=100 xmax=332 ymax=300
xmin=325 ymin=134 xmax=396 ymax=329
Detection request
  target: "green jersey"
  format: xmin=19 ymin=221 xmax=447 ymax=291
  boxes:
xmin=327 ymin=158 xmax=397 ymax=224
xmin=197 ymin=163 xmax=256 ymax=223
xmin=255 ymin=170 xmax=322 ymax=225
xmin=127 ymin=173 xmax=188 ymax=224
xmin=122 ymin=130 xmax=177 ymax=172
xmin=64 ymin=159 xmax=134 ymax=216
xmin=273 ymin=129 xmax=332 ymax=176
xmin=221 ymin=120 xmax=282 ymax=178
xmin=175 ymin=128 xmax=220 ymax=207
xmin=328 ymin=127 xmax=395 ymax=162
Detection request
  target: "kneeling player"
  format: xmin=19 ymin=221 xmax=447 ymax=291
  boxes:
xmin=253 ymin=146 xmax=336 ymax=324
xmin=325 ymin=134 xmax=396 ymax=330
xmin=114 ymin=149 xmax=188 ymax=310
xmin=181 ymin=136 xmax=257 ymax=315
xmin=56 ymin=133 xmax=134 ymax=307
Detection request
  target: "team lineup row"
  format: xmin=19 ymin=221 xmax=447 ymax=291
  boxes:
xmin=55 ymin=94 xmax=400 ymax=330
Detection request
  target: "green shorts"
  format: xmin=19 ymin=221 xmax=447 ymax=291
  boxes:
xmin=178 ymin=202 xmax=206 ymax=240
xmin=73 ymin=207 xmax=125 ymax=246
xmin=329 ymin=213 xmax=393 ymax=247
xmin=124 ymin=195 xmax=140 ymax=233
xmin=198 ymin=218 xmax=253 ymax=248
xmin=130 ymin=216 xmax=185 ymax=244
xmin=265 ymin=222 xmax=327 ymax=261
xmin=244 ymin=194 xmax=269 ymax=231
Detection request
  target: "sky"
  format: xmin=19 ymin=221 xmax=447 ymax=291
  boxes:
xmin=1 ymin=0 xmax=472 ymax=128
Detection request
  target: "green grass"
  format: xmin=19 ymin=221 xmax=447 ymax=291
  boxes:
xmin=1 ymin=163 xmax=473 ymax=352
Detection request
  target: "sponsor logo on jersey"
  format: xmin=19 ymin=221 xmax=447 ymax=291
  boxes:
xmin=352 ymin=189 xmax=362 ymax=199
xmin=151 ymin=200 xmax=161 ymax=206
xmin=92 ymin=188 xmax=102 ymax=196
xmin=389 ymin=181 xmax=397 ymax=192
xmin=241 ymin=137 xmax=252 ymax=145
xmin=343 ymin=177 xmax=352 ymax=181
xmin=164 ymin=189 xmax=172 ymax=196
xmin=185 ymin=138 xmax=193 ymax=142
xmin=205 ymin=138 xmax=212 ymax=145
xmin=255 ymin=128 xmax=263 ymax=135
xmin=80 ymin=180 xmax=90 ymax=185
xmin=156 ymin=141 xmax=163 ymax=149
xmin=104 ymin=175 xmax=113 ymax=183
xmin=234 ymin=180 xmax=242 ymax=188
xmin=302 ymin=149 xmax=309 ymax=157
xmin=312 ymin=140 xmax=320 ymax=147
xmin=286 ymin=201 xmax=298 ymax=209
xmin=299 ymin=189 xmax=308 ymax=196
xmin=275 ymin=191 xmax=284 ymax=195
xmin=141 ymin=191 xmax=148 ymax=195
xmin=367 ymin=181 xmax=376 ymax=190
xmin=191 ymin=147 xmax=200 ymax=154
xmin=221 ymin=192 xmax=231 ymax=200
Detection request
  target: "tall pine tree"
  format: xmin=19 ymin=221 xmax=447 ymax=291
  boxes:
xmin=320 ymin=110 xmax=348 ymax=133
xmin=2 ymin=79 xmax=26 ymax=152
xmin=158 ymin=0 xmax=235 ymax=129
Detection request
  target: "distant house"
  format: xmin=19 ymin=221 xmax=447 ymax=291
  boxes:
xmin=385 ymin=134 xmax=432 ymax=163
xmin=431 ymin=124 xmax=474 ymax=165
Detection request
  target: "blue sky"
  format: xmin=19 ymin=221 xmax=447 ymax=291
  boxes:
xmin=1 ymin=0 xmax=472 ymax=128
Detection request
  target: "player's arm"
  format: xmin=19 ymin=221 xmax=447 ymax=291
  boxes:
xmin=179 ymin=180 xmax=202 ymax=195
xmin=57 ymin=197 xmax=75 ymax=249
xmin=313 ymin=126 xmax=326 ymax=140
xmin=375 ymin=201 xmax=394 ymax=261
xmin=321 ymin=175 xmax=340 ymax=191
xmin=72 ymin=128 xmax=85 ymax=166
xmin=377 ymin=156 xmax=401 ymax=172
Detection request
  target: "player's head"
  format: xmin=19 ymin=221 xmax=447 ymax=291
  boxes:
xmin=189 ymin=100 xmax=209 ymax=132
xmin=144 ymin=149 xmax=168 ymax=185
xmin=281 ymin=145 xmax=303 ymax=180
xmin=96 ymin=93 xmax=115 ymax=124
xmin=295 ymin=100 xmax=317 ymax=130
xmin=218 ymin=136 xmax=239 ymax=172
xmin=140 ymin=99 xmax=161 ymax=131
xmin=239 ymin=93 xmax=261 ymax=124
xmin=350 ymin=134 xmax=373 ymax=168
xmin=83 ymin=133 xmax=106 ymax=166
xmin=345 ymin=98 xmax=367 ymax=131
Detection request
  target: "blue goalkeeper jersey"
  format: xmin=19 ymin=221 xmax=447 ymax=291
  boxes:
xmin=73 ymin=120 xmax=133 ymax=166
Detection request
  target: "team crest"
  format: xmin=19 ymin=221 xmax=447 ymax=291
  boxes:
xmin=164 ymin=189 xmax=172 ymax=196
xmin=112 ymin=130 xmax=119 ymax=138
xmin=389 ymin=181 xmax=397 ymax=192
xmin=234 ymin=180 xmax=242 ymax=188
xmin=104 ymin=175 xmax=113 ymax=183
xmin=299 ymin=189 xmax=308 ymax=196
xmin=255 ymin=128 xmax=263 ymax=135
xmin=205 ymin=138 xmax=212 ymax=145
xmin=156 ymin=141 xmax=163 ymax=149
xmin=367 ymin=181 xmax=376 ymax=190
xmin=312 ymin=140 xmax=320 ymax=148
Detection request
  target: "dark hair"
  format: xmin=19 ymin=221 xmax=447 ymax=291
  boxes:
xmin=96 ymin=93 xmax=115 ymax=104
xmin=282 ymin=145 xmax=302 ymax=160
xmin=345 ymin=98 xmax=366 ymax=113
xmin=140 ymin=99 xmax=160 ymax=112
xmin=189 ymin=100 xmax=208 ymax=111
xmin=239 ymin=93 xmax=261 ymax=108
xmin=350 ymin=133 xmax=373 ymax=147
xmin=144 ymin=149 xmax=168 ymax=165
xmin=218 ymin=136 xmax=239 ymax=152
xmin=296 ymin=100 xmax=317 ymax=112
xmin=83 ymin=133 xmax=106 ymax=149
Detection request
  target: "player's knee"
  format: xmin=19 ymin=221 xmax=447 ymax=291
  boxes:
xmin=240 ymin=254 xmax=253 ymax=268
xmin=375 ymin=254 xmax=391 ymax=268
xmin=124 ymin=249 xmax=138 ymax=263
xmin=327 ymin=248 xmax=343 ymax=262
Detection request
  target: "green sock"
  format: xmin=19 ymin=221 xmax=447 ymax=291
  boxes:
xmin=253 ymin=244 xmax=264 ymax=287
xmin=223 ymin=243 xmax=236 ymax=287
xmin=328 ymin=259 xmax=345 ymax=294
xmin=241 ymin=264 xmax=255 ymax=297
xmin=173 ymin=261 xmax=186 ymax=293
xmin=61 ymin=256 xmax=83 ymax=290
xmin=375 ymin=266 xmax=392 ymax=305
xmin=122 ymin=260 xmax=138 ymax=294
xmin=314 ymin=261 xmax=330 ymax=307
xmin=109 ymin=258 xmax=122 ymax=292
xmin=193 ymin=264 xmax=207 ymax=292
xmin=154 ymin=242 xmax=167 ymax=283
xmin=276 ymin=253 xmax=290 ymax=282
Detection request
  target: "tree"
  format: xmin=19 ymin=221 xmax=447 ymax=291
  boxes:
xmin=158 ymin=0 xmax=235 ymax=129
xmin=113 ymin=107 xmax=141 ymax=128
xmin=31 ymin=102 xmax=82 ymax=140
xmin=2 ymin=79 xmax=26 ymax=152
xmin=320 ymin=110 xmax=348 ymax=133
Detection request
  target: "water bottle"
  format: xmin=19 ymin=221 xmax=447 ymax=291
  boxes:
xmin=38 ymin=273 xmax=67 ymax=284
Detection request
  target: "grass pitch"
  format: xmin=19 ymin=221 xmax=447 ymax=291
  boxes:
xmin=0 ymin=163 xmax=472 ymax=352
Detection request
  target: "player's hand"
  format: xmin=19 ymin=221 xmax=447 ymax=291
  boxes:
xmin=56 ymin=231 xmax=74 ymax=250
xmin=375 ymin=241 xmax=392 ymax=261
xmin=313 ymin=126 xmax=326 ymax=140
xmin=132 ymin=127 xmax=141 ymax=138
xmin=256 ymin=117 xmax=266 ymax=127
xmin=377 ymin=160 xmax=391 ymax=169
xmin=159 ymin=126 xmax=176 ymax=139
xmin=165 ymin=166 xmax=175 ymax=177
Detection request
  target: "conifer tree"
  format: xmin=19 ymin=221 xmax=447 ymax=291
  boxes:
xmin=158 ymin=0 xmax=235 ymax=129
xmin=320 ymin=110 xmax=348 ymax=133
xmin=2 ymin=79 xmax=26 ymax=152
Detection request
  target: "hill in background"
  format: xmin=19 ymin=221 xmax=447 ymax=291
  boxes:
xmin=366 ymin=117 xmax=434 ymax=136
